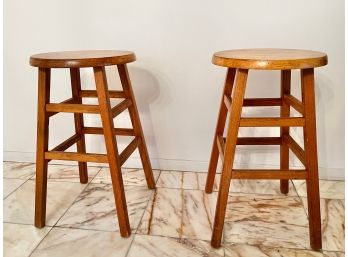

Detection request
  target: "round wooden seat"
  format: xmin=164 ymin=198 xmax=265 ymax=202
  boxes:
xmin=30 ymin=50 xmax=136 ymax=68
xmin=212 ymin=48 xmax=327 ymax=70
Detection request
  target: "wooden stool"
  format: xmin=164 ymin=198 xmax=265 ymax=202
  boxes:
xmin=205 ymin=49 xmax=327 ymax=250
xmin=30 ymin=50 xmax=156 ymax=237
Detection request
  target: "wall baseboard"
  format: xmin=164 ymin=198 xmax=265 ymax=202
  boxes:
xmin=3 ymin=151 xmax=344 ymax=180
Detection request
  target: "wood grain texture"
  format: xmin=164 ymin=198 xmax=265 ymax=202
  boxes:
xmin=211 ymin=69 xmax=248 ymax=248
xmin=231 ymin=170 xmax=307 ymax=179
xmin=205 ymin=68 xmax=236 ymax=193
xmin=34 ymin=68 xmax=51 ymax=228
xmin=280 ymin=70 xmax=291 ymax=194
xmin=239 ymin=117 xmax=305 ymax=127
xmin=51 ymin=134 xmax=81 ymax=152
xmin=79 ymin=90 xmax=125 ymax=98
xmin=82 ymin=127 xmax=135 ymax=136
xmin=94 ymin=66 xmax=131 ymax=237
xmin=301 ymin=68 xmax=322 ymax=250
xmin=45 ymin=151 xmax=108 ymax=163
xmin=119 ymin=137 xmax=140 ymax=165
xmin=283 ymin=134 xmax=306 ymax=166
xmin=237 ymin=137 xmax=282 ymax=145
xmin=111 ymin=99 xmax=132 ymax=118
xmin=213 ymin=48 xmax=327 ymax=70
xmin=284 ymin=94 xmax=304 ymax=115
xmin=70 ymin=68 xmax=88 ymax=184
xmin=118 ymin=64 xmax=156 ymax=189
xmin=46 ymin=103 xmax=99 ymax=114
xmin=30 ymin=50 xmax=135 ymax=68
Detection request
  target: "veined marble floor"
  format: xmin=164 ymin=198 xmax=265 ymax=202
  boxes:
xmin=3 ymin=161 xmax=345 ymax=257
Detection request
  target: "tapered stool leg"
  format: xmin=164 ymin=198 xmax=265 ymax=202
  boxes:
xmin=280 ymin=70 xmax=291 ymax=194
xmin=94 ymin=66 xmax=131 ymax=237
xmin=301 ymin=68 xmax=322 ymax=250
xmin=211 ymin=69 xmax=248 ymax=248
xmin=34 ymin=68 xmax=51 ymax=228
xmin=70 ymin=68 xmax=88 ymax=184
xmin=117 ymin=64 xmax=156 ymax=189
xmin=206 ymin=68 xmax=236 ymax=193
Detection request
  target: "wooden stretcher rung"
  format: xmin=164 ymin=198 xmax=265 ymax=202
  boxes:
xmin=283 ymin=94 xmax=304 ymax=115
xmin=119 ymin=137 xmax=140 ymax=165
xmin=243 ymin=98 xmax=282 ymax=106
xmin=231 ymin=169 xmax=307 ymax=179
xmin=45 ymin=151 xmax=108 ymax=163
xmin=47 ymin=98 xmax=75 ymax=117
xmin=283 ymin=134 xmax=306 ymax=165
xmin=111 ymin=99 xmax=132 ymax=118
xmin=216 ymin=135 xmax=225 ymax=162
xmin=224 ymin=95 xmax=232 ymax=110
xmin=237 ymin=137 xmax=282 ymax=145
xmin=46 ymin=103 xmax=99 ymax=114
xmin=51 ymin=134 xmax=81 ymax=152
xmin=224 ymin=96 xmax=282 ymax=110
xmin=239 ymin=117 xmax=305 ymax=127
xmin=79 ymin=90 xmax=126 ymax=98
xmin=82 ymin=126 xmax=135 ymax=136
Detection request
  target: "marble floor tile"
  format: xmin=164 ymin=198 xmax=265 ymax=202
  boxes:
xmin=127 ymin=234 xmax=224 ymax=257
xmin=323 ymin=251 xmax=345 ymax=257
xmin=156 ymin=170 xmax=220 ymax=191
xmin=224 ymin=244 xmax=324 ymax=257
xmin=137 ymin=188 xmax=183 ymax=238
xmin=182 ymin=190 xmax=217 ymax=240
xmin=31 ymin=164 xmax=101 ymax=183
xmin=57 ymin=184 xmax=152 ymax=232
xmin=92 ymin=167 xmax=160 ymax=187
xmin=4 ymin=223 xmax=51 ymax=257
xmin=138 ymin=188 xmax=218 ymax=241
xmin=157 ymin=171 xmax=297 ymax=196
xmin=301 ymin=198 xmax=345 ymax=252
xmin=229 ymin=179 xmax=297 ymax=196
xmin=293 ymin=180 xmax=345 ymax=199
xmin=223 ymin=194 xmax=310 ymax=249
xmin=3 ymin=178 xmax=25 ymax=198
xmin=4 ymin=180 xmax=86 ymax=225
xmin=30 ymin=227 xmax=133 ymax=257
xmin=3 ymin=161 xmax=36 ymax=179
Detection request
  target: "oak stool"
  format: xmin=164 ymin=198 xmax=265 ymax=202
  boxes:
xmin=205 ymin=49 xmax=327 ymax=250
xmin=30 ymin=50 xmax=156 ymax=237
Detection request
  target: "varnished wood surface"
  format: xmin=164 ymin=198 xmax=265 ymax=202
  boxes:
xmin=30 ymin=50 xmax=136 ymax=68
xmin=34 ymin=68 xmax=51 ymax=228
xmin=205 ymin=68 xmax=236 ymax=193
xmin=94 ymin=66 xmax=131 ymax=236
xmin=301 ymin=68 xmax=322 ymax=250
xmin=211 ymin=69 xmax=249 ymax=248
xmin=213 ymin=49 xmax=327 ymax=70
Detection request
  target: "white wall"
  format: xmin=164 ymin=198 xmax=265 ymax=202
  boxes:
xmin=4 ymin=0 xmax=344 ymax=179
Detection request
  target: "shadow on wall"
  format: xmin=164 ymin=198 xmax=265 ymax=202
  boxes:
xmin=79 ymin=65 xmax=161 ymax=168
xmin=315 ymin=72 xmax=335 ymax=170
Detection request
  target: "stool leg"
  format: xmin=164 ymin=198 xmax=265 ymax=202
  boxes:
xmin=70 ymin=68 xmax=88 ymax=184
xmin=34 ymin=68 xmax=51 ymax=228
xmin=206 ymin=68 xmax=236 ymax=193
xmin=280 ymin=70 xmax=291 ymax=194
xmin=211 ymin=69 xmax=248 ymax=248
xmin=117 ymin=64 xmax=156 ymax=189
xmin=94 ymin=66 xmax=131 ymax=237
xmin=301 ymin=68 xmax=322 ymax=250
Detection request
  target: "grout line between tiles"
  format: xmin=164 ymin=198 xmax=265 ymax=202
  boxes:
xmin=291 ymin=179 xmax=310 ymax=218
xmin=26 ymin=168 xmax=103 ymax=257
xmin=27 ymin=225 xmax=54 ymax=257
xmin=3 ymin=178 xmax=30 ymax=200
xmin=125 ymin=172 xmax=161 ymax=257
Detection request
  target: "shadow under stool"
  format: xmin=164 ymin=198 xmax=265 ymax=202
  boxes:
xmin=30 ymin=50 xmax=156 ymax=237
xmin=204 ymin=48 xmax=328 ymax=250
